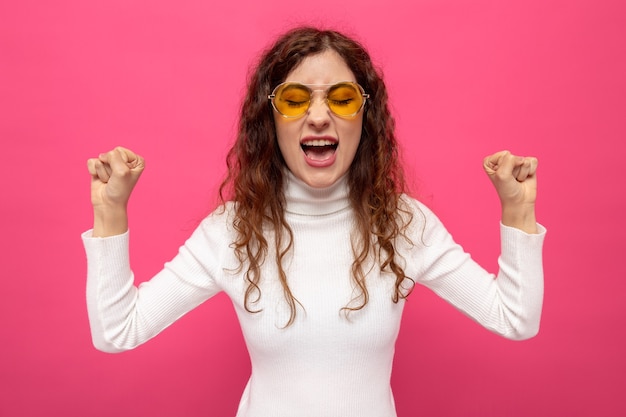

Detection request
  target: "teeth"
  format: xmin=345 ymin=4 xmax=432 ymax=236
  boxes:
xmin=301 ymin=139 xmax=335 ymax=147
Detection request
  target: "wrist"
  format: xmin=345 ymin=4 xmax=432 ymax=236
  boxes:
xmin=92 ymin=205 xmax=129 ymax=237
xmin=501 ymin=203 xmax=538 ymax=234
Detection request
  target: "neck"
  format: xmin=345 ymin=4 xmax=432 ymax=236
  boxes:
xmin=284 ymin=171 xmax=350 ymax=216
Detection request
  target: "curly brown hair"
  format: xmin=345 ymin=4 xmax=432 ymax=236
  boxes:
xmin=219 ymin=26 xmax=414 ymax=326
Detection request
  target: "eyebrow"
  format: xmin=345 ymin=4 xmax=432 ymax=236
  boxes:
xmin=284 ymin=81 xmax=357 ymax=90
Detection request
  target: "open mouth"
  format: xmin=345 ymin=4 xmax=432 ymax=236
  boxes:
xmin=301 ymin=139 xmax=338 ymax=161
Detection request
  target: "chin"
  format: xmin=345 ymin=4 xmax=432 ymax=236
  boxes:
xmin=301 ymin=172 xmax=342 ymax=188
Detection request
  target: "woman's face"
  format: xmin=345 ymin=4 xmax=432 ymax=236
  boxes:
xmin=273 ymin=50 xmax=364 ymax=188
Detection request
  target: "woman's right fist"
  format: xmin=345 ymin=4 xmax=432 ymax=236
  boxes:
xmin=87 ymin=147 xmax=145 ymax=209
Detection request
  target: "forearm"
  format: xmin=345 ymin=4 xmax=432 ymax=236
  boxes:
xmin=84 ymin=231 xmax=173 ymax=353
xmin=83 ymin=230 xmax=137 ymax=353
xmin=491 ymin=223 xmax=546 ymax=339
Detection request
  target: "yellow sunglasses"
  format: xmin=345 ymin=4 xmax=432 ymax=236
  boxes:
xmin=268 ymin=81 xmax=369 ymax=118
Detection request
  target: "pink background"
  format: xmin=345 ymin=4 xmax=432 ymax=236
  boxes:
xmin=1 ymin=0 xmax=625 ymax=416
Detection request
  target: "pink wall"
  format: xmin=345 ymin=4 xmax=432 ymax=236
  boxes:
xmin=1 ymin=0 xmax=625 ymax=416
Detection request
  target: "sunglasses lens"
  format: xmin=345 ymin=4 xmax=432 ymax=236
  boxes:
xmin=327 ymin=83 xmax=364 ymax=116
xmin=273 ymin=84 xmax=311 ymax=117
xmin=271 ymin=82 xmax=366 ymax=118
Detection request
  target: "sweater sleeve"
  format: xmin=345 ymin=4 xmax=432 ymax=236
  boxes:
xmin=405 ymin=200 xmax=546 ymax=340
xmin=82 ymin=216 xmax=225 ymax=353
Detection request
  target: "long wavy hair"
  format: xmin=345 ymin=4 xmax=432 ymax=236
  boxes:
xmin=219 ymin=26 xmax=413 ymax=326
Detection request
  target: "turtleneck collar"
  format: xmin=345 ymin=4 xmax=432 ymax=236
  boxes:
xmin=284 ymin=170 xmax=351 ymax=216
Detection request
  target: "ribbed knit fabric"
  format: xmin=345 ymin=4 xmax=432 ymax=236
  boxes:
xmin=83 ymin=172 xmax=545 ymax=417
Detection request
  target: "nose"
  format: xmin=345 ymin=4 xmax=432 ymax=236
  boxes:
xmin=306 ymin=95 xmax=331 ymax=130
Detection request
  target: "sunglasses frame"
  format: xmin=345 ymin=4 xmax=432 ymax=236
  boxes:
xmin=268 ymin=81 xmax=370 ymax=119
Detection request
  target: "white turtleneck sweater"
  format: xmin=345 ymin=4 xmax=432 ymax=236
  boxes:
xmin=82 ymin=172 xmax=545 ymax=417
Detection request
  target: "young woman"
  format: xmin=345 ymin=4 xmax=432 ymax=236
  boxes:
xmin=84 ymin=27 xmax=545 ymax=417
